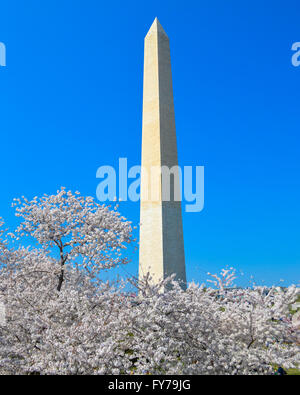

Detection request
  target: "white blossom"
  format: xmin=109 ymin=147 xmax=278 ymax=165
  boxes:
xmin=0 ymin=191 xmax=299 ymax=375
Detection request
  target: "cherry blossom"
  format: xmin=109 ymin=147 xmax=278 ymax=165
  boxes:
xmin=0 ymin=191 xmax=299 ymax=375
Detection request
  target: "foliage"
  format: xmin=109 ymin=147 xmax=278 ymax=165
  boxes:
xmin=0 ymin=189 xmax=299 ymax=375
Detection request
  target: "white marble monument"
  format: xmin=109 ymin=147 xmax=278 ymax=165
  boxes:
xmin=139 ymin=18 xmax=186 ymax=289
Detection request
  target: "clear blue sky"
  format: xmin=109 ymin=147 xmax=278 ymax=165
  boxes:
xmin=0 ymin=0 xmax=299 ymax=286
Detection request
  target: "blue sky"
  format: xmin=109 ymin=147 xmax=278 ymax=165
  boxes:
xmin=0 ymin=0 xmax=299 ymax=286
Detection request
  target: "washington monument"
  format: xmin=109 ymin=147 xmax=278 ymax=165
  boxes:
xmin=139 ymin=18 xmax=187 ymax=288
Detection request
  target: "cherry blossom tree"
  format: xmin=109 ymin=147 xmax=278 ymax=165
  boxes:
xmin=118 ymin=273 xmax=299 ymax=375
xmin=0 ymin=190 xmax=299 ymax=375
xmin=0 ymin=187 xmax=135 ymax=374
xmin=11 ymin=188 xmax=134 ymax=291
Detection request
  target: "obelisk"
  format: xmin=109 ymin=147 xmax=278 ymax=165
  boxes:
xmin=139 ymin=18 xmax=186 ymax=289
